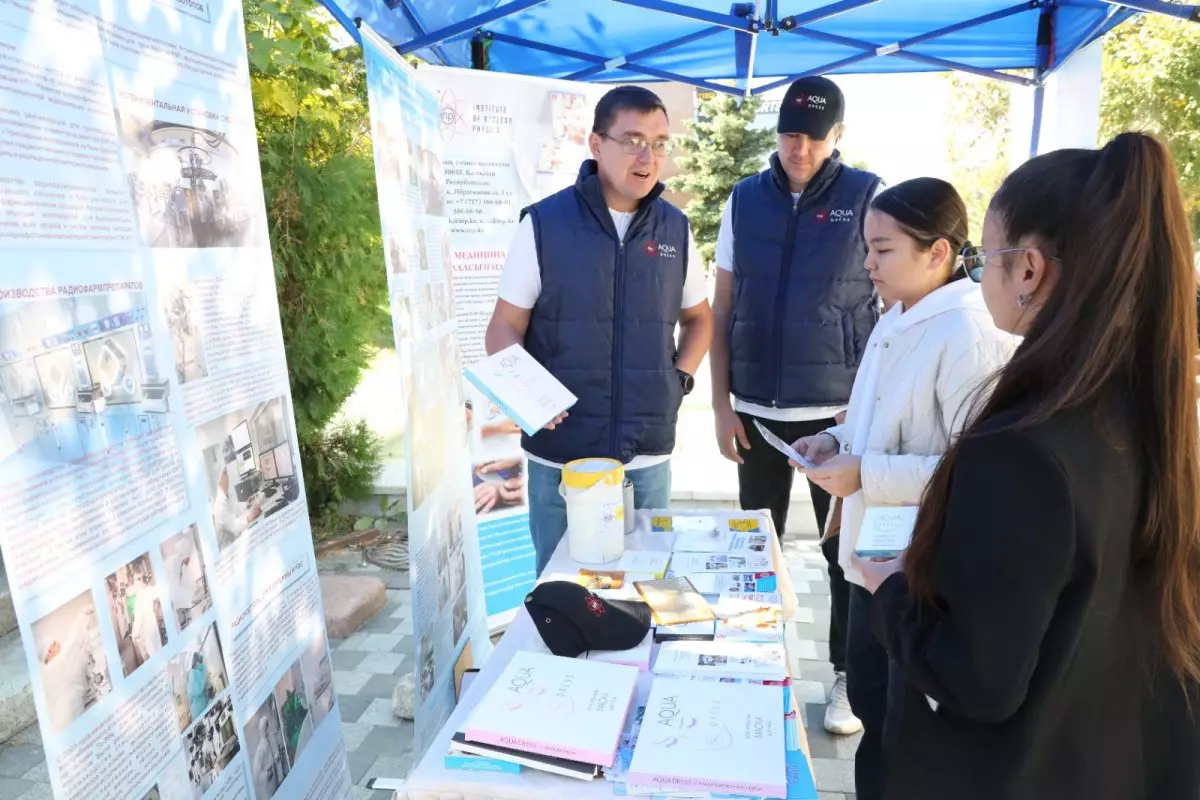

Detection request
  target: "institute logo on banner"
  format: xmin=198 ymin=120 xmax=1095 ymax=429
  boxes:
xmin=644 ymin=241 xmax=679 ymax=258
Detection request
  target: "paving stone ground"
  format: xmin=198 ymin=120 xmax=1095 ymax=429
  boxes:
xmin=0 ymin=533 xmax=858 ymax=799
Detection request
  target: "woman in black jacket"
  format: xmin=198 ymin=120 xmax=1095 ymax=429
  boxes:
xmin=856 ymin=132 xmax=1200 ymax=799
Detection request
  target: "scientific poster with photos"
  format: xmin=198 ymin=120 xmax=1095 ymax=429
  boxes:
xmin=417 ymin=66 xmax=609 ymax=626
xmin=0 ymin=1 xmax=349 ymax=798
xmin=360 ymin=27 xmax=491 ymax=760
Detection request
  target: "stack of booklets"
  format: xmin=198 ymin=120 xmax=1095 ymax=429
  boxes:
xmin=452 ymin=651 xmax=639 ymax=780
xmin=626 ymin=679 xmax=788 ymax=797
xmin=608 ymin=684 xmax=817 ymax=799
xmin=713 ymin=592 xmax=785 ymax=643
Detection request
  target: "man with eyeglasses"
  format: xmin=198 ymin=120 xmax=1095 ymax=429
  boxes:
xmin=486 ymin=85 xmax=713 ymax=574
xmin=709 ymin=76 xmax=882 ymax=737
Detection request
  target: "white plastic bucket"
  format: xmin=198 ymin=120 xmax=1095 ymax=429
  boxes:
xmin=560 ymin=458 xmax=626 ymax=564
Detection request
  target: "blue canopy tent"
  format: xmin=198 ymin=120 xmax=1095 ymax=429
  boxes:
xmin=319 ymin=0 xmax=1199 ymax=154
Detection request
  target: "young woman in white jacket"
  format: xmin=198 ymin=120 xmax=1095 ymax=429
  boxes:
xmin=790 ymin=178 xmax=1018 ymax=800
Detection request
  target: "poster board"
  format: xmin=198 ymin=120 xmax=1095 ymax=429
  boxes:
xmin=360 ymin=28 xmax=492 ymax=761
xmin=416 ymin=66 xmax=610 ymax=628
xmin=0 ymin=1 xmax=352 ymax=797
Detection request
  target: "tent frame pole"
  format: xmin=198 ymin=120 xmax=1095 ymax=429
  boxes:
xmin=396 ymin=0 xmax=550 ymax=55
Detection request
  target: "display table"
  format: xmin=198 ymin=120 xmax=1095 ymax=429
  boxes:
xmin=399 ymin=509 xmax=810 ymax=800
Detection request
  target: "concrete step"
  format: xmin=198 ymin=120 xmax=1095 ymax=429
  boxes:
xmin=0 ymin=631 xmax=34 ymax=745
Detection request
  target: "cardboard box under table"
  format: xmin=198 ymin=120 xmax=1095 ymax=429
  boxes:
xmin=399 ymin=509 xmax=812 ymax=800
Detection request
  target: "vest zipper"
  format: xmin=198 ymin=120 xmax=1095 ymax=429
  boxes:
xmin=611 ymin=238 xmax=626 ymax=456
xmin=772 ymin=199 xmax=802 ymax=405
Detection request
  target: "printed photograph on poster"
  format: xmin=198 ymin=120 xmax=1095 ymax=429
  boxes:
xmin=184 ymin=695 xmax=240 ymax=795
xmin=538 ymin=91 xmax=589 ymax=174
xmin=195 ymin=395 xmax=302 ymax=550
xmin=440 ymin=226 xmax=453 ymax=275
xmin=472 ymin=457 xmax=526 ymax=518
xmin=418 ymin=147 xmax=446 ymax=215
xmin=160 ymin=524 xmax=213 ymax=633
xmin=452 ymin=587 xmax=468 ymax=646
xmin=375 ymin=121 xmax=414 ymax=189
xmin=30 ymin=590 xmax=112 ymax=733
xmin=103 ymin=552 xmax=168 ymax=678
xmin=245 ymin=693 xmax=290 ymax=800
xmin=387 ymin=232 xmax=411 ymax=275
xmin=402 ymin=140 xmax=420 ymax=186
xmin=115 ymin=112 xmax=266 ymax=249
xmin=0 ymin=293 xmax=171 ymax=468
xmin=393 ymin=294 xmax=413 ymax=349
xmin=300 ymin=629 xmax=336 ymax=729
xmin=160 ymin=279 xmax=209 ymax=384
xmin=408 ymin=368 xmax=449 ymax=510
xmin=418 ymin=632 xmax=435 ymax=703
xmin=168 ymin=622 xmax=229 ymax=733
xmin=274 ymin=660 xmax=315 ymax=766
xmin=416 ymin=229 xmax=429 ymax=273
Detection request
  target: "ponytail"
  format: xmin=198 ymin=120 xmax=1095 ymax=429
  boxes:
xmin=905 ymin=133 xmax=1200 ymax=687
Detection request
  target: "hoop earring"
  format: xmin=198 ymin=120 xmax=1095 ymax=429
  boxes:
xmin=1017 ymin=293 xmax=1029 ymax=309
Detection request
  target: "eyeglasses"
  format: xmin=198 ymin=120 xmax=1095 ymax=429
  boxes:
xmin=599 ymin=133 xmax=674 ymax=157
xmin=960 ymin=246 xmax=1058 ymax=283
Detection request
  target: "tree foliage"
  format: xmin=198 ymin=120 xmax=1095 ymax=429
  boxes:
xmin=670 ymin=95 xmax=775 ymax=269
xmin=243 ymin=0 xmax=388 ymax=516
xmin=943 ymin=73 xmax=1014 ymax=245
xmin=1101 ymin=10 xmax=1200 ymax=236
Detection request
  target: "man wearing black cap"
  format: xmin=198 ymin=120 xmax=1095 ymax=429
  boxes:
xmin=708 ymin=76 xmax=881 ymax=738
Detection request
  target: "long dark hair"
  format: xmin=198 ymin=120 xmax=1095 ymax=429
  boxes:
xmin=870 ymin=177 xmax=970 ymax=278
xmin=906 ymin=132 xmax=1200 ymax=686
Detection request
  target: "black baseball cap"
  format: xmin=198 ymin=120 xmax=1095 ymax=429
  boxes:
xmin=526 ymin=581 xmax=652 ymax=658
xmin=778 ymin=76 xmax=845 ymax=140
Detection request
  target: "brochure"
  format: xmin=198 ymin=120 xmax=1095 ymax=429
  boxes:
xmin=463 ymin=651 xmax=638 ymax=766
xmin=669 ymin=553 xmax=773 ymax=574
xmin=627 ymin=679 xmax=787 ymax=798
xmin=616 ymin=550 xmax=673 ymax=578
xmin=634 ymin=576 xmax=715 ymax=626
xmin=463 ymin=343 xmax=578 ymax=435
xmin=753 ymin=419 xmax=817 ymax=469
xmin=713 ymin=592 xmax=784 ymax=642
xmin=687 ymin=572 xmax=779 ymax=596
xmin=652 ymin=641 xmax=789 ymax=682
xmin=856 ymin=506 xmax=918 ymax=559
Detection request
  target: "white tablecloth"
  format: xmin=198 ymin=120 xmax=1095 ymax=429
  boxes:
xmin=399 ymin=508 xmax=804 ymax=800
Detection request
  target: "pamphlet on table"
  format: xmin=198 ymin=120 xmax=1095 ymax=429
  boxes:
xmin=713 ymin=592 xmax=785 ymax=642
xmin=670 ymin=552 xmax=774 ymax=574
xmin=627 ymin=679 xmax=788 ymax=798
xmin=688 ymin=571 xmax=780 ymax=595
xmin=653 ymin=640 xmax=789 ymax=682
xmin=463 ymin=651 xmax=638 ymax=766
xmin=635 ymin=576 xmax=715 ymax=625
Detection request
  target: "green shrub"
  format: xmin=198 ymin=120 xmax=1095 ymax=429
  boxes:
xmin=300 ymin=419 xmax=383 ymax=522
xmin=244 ymin=0 xmax=389 ymax=517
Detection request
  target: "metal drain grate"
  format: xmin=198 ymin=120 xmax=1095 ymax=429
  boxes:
xmin=363 ymin=538 xmax=410 ymax=571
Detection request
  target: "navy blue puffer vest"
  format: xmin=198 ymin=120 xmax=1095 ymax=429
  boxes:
xmin=520 ymin=160 xmax=689 ymax=464
xmin=729 ymin=151 xmax=880 ymax=408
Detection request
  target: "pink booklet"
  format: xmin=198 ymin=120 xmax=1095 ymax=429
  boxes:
xmin=463 ymin=651 xmax=639 ymax=766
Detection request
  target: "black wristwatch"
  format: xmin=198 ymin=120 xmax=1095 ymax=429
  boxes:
xmin=677 ymin=368 xmax=695 ymax=396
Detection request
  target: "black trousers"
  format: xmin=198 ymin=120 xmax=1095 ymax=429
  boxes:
xmin=847 ymin=584 xmax=893 ymax=800
xmin=736 ymin=412 xmax=848 ymax=673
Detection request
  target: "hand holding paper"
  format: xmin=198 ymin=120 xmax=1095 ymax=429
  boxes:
xmin=752 ymin=419 xmax=818 ymax=468
xmin=804 ymin=454 xmax=863 ymax=498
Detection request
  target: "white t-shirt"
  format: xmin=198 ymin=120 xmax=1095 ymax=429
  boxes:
xmin=715 ymin=185 xmax=879 ymax=423
xmin=498 ymin=208 xmax=708 ymax=470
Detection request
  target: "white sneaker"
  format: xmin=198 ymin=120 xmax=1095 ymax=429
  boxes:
xmin=824 ymin=671 xmax=863 ymax=735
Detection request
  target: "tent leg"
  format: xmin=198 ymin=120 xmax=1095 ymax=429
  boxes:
xmin=1029 ymin=84 xmax=1045 ymax=159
